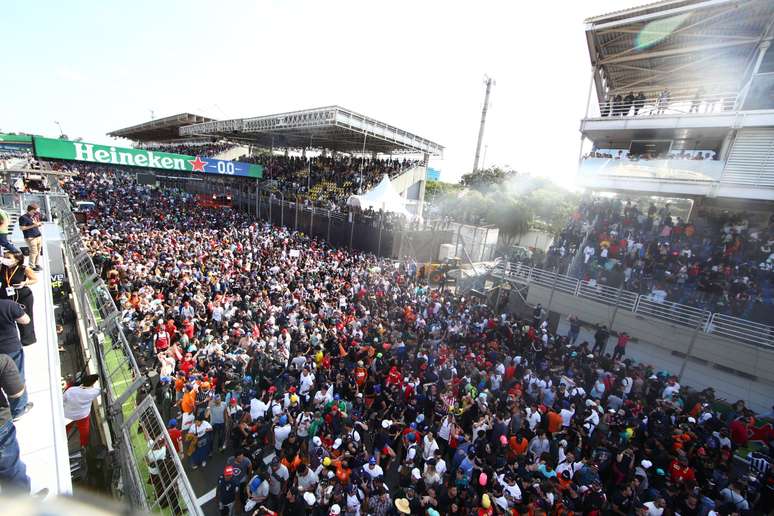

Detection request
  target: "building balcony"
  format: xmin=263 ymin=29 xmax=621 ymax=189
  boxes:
xmin=577 ymin=156 xmax=724 ymax=196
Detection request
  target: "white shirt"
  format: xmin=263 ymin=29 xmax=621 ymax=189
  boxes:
xmin=363 ymin=463 xmax=384 ymax=479
xmin=560 ymin=408 xmax=575 ymax=427
xmin=274 ymin=424 xmax=292 ymax=450
xmin=63 ymin=385 xmax=101 ymax=420
xmin=189 ymin=420 xmax=212 ymax=437
xmin=250 ymin=398 xmax=268 ymax=421
xmin=643 ymin=502 xmax=664 ymax=516
xmin=423 ymin=436 xmax=439 ymax=461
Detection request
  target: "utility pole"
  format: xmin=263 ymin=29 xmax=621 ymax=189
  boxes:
xmin=473 ymin=76 xmax=493 ymax=173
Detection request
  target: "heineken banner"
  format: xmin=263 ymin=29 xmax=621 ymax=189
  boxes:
xmin=33 ymin=137 xmax=263 ymax=178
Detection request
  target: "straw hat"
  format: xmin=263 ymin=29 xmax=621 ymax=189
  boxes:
xmin=395 ymin=498 xmax=411 ymax=514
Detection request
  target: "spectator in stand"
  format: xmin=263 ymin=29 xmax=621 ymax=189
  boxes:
xmin=18 ymin=204 xmax=43 ymax=272
xmin=0 ymin=250 xmax=38 ymax=345
xmin=0 ymin=207 xmax=20 ymax=254
xmin=0 ymin=299 xmax=31 ymax=419
xmin=0 ymin=354 xmax=29 ymax=492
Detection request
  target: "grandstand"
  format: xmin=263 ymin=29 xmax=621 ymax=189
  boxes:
xmin=107 ymin=113 xmax=216 ymax=143
xmin=110 ymin=105 xmax=443 ymax=216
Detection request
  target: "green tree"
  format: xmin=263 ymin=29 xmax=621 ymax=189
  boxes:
xmin=460 ymin=166 xmax=516 ymax=191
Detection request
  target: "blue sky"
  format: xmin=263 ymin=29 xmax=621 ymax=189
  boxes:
xmin=4 ymin=0 xmax=641 ymax=183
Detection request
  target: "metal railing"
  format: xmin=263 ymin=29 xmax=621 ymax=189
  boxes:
xmin=587 ymin=91 xmax=740 ymax=119
xmin=493 ymin=260 xmax=774 ymax=349
xmin=51 ymin=195 xmax=201 ymax=515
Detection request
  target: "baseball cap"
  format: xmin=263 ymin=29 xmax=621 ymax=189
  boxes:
xmin=330 ymin=504 xmax=341 ymax=515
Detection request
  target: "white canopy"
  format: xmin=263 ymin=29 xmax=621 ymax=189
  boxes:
xmin=346 ymin=174 xmax=411 ymax=217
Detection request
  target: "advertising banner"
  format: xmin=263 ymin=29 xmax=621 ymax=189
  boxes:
xmin=0 ymin=134 xmax=33 ymax=150
xmin=33 ymin=137 xmax=263 ymax=178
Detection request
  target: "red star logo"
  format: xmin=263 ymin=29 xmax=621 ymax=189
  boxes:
xmin=189 ymin=156 xmax=207 ymax=172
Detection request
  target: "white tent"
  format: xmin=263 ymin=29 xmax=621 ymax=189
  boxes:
xmin=346 ymin=174 xmax=411 ymax=217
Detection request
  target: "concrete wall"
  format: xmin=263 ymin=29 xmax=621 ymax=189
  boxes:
xmin=527 ymin=284 xmax=774 ymax=412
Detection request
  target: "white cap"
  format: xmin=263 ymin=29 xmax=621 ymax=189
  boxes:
xmin=411 ymin=467 xmax=421 ymax=479
xmin=382 ymin=419 xmax=392 ymax=429
xmin=313 ymin=436 xmax=322 ymax=446
xmin=303 ymin=492 xmax=316 ymax=506
xmin=330 ymin=504 xmax=341 ymax=515
xmin=641 ymin=460 xmax=652 ymax=469
xmin=687 ymin=416 xmax=696 ymax=424
xmin=333 ymin=438 xmax=342 ymax=449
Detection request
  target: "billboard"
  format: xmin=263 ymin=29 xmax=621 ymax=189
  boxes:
xmin=0 ymin=133 xmax=33 ymax=151
xmin=32 ymin=137 xmax=263 ymax=178
xmin=426 ymin=167 xmax=441 ymax=181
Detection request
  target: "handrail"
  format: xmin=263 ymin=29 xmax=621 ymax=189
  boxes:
xmin=587 ymin=91 xmax=740 ymax=119
xmin=491 ymin=260 xmax=774 ymax=349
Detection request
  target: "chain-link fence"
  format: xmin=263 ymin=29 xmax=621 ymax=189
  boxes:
xmin=52 ymin=196 xmax=201 ymax=516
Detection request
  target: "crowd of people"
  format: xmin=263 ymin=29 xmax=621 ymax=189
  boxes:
xmin=551 ymin=198 xmax=774 ymax=324
xmin=60 ymin=167 xmax=773 ymax=515
xmin=237 ymin=155 xmax=420 ymax=209
xmin=584 ymin=150 xmax=718 ymax=162
xmin=137 ymin=142 xmax=237 ymax=157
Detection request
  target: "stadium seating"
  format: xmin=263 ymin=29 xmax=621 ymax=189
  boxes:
xmin=554 ymin=198 xmax=774 ymax=325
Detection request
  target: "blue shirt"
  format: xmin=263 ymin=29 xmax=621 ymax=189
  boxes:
xmin=18 ymin=213 xmax=41 ymax=239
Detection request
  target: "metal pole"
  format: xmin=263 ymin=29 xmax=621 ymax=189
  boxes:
xmin=608 ymin=284 xmax=625 ymax=329
xmin=310 ymin=206 xmax=315 ymax=237
xmin=377 ymin=214 xmax=383 ymax=256
xmin=257 ymin=186 xmax=262 ymax=221
xmin=472 ymin=76 xmax=493 ymax=172
xmin=295 ymin=197 xmax=299 ymax=230
xmin=678 ymin=313 xmax=707 ymax=382
xmin=327 ymin=210 xmax=332 ymax=242
xmin=280 ymin=193 xmax=284 ymax=228
xmin=546 ymin=267 xmax=560 ymax=314
xmin=349 ymin=210 xmax=355 ymax=250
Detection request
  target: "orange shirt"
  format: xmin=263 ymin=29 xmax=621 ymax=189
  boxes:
xmin=180 ymin=390 xmax=196 ymax=414
xmin=510 ymin=437 xmax=528 ymax=456
xmin=548 ymin=411 xmax=563 ymax=434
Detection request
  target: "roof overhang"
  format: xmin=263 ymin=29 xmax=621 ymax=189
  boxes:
xmin=584 ymin=0 xmax=774 ymax=99
xmin=108 ymin=113 xmax=217 ymax=142
xmin=178 ymin=106 xmax=444 ymax=156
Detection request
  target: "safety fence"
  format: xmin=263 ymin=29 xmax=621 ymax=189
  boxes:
xmin=52 ymin=194 xmax=201 ymax=516
xmin=492 ymin=260 xmax=774 ymax=349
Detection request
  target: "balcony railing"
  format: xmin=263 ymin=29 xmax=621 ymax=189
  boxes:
xmin=586 ymin=91 xmax=740 ymax=119
xmin=492 ymin=260 xmax=774 ymax=349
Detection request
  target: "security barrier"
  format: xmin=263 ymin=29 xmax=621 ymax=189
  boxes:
xmin=493 ymin=260 xmax=774 ymax=349
xmin=53 ymin=196 xmax=201 ymax=516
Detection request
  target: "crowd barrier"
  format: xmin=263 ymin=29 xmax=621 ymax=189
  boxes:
xmin=51 ymin=195 xmax=201 ymax=516
xmin=492 ymin=260 xmax=774 ymax=349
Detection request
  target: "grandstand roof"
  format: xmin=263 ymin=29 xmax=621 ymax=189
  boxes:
xmin=584 ymin=0 xmax=774 ymax=98
xmin=178 ymin=106 xmax=444 ymax=156
xmin=108 ymin=112 xmax=216 ymax=142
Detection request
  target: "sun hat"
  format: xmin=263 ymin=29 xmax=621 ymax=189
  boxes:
xmin=395 ymin=499 xmax=411 ymax=514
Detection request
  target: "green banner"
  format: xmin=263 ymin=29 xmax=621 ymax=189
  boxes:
xmin=32 ymin=136 xmax=263 ymax=178
xmin=0 ymin=134 xmax=33 ymax=144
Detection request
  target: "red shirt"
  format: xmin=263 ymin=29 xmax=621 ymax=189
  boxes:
xmin=669 ymin=460 xmax=696 ymax=483
xmin=168 ymin=428 xmax=183 ymax=452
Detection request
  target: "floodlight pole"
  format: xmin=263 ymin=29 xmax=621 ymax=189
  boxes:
xmin=472 ymin=76 xmax=493 ymax=173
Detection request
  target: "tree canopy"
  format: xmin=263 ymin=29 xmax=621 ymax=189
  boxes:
xmin=429 ymin=167 xmax=579 ymax=247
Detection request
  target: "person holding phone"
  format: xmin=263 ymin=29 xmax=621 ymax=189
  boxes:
xmin=0 ymin=251 xmax=37 ymax=346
